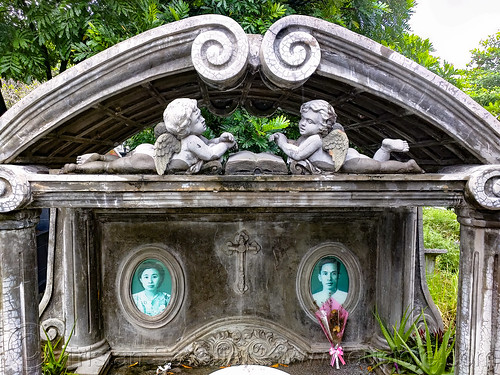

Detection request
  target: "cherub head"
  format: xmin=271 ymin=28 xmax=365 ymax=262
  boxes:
xmin=164 ymin=98 xmax=206 ymax=139
xmin=299 ymin=100 xmax=337 ymax=137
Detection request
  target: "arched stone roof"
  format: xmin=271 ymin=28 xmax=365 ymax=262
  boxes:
xmin=1 ymin=15 xmax=499 ymax=172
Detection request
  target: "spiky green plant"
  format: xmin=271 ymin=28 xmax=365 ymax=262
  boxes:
xmin=366 ymin=309 xmax=455 ymax=375
xmin=42 ymin=326 xmax=75 ymax=375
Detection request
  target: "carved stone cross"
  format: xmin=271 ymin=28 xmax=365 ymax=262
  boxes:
xmin=225 ymin=230 xmax=261 ymax=294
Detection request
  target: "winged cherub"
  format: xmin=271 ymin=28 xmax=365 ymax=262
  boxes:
xmin=61 ymin=99 xmax=236 ymax=175
xmin=154 ymin=98 xmax=237 ymax=175
xmin=269 ymin=99 xmax=423 ymax=174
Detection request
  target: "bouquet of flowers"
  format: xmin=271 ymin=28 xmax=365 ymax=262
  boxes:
xmin=314 ymin=297 xmax=349 ymax=369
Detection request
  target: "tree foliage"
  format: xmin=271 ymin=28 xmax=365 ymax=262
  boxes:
xmin=189 ymin=0 xmax=289 ymax=34
xmin=460 ymin=32 xmax=500 ymax=120
xmin=72 ymin=0 xmax=191 ymax=61
xmin=1 ymin=78 xmax=41 ymax=108
xmin=204 ymin=109 xmax=295 ymax=156
xmin=0 ymin=0 xmax=90 ymax=82
xmin=1 ymin=0 xmax=497 ymax=121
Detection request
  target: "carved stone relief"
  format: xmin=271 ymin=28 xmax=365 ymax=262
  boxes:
xmin=466 ymin=165 xmax=500 ymax=210
xmin=260 ymin=21 xmax=321 ymax=90
xmin=174 ymin=325 xmax=306 ymax=366
xmin=0 ymin=166 xmax=31 ymax=213
xmin=225 ymin=230 xmax=262 ymax=294
xmin=191 ymin=20 xmax=249 ymax=89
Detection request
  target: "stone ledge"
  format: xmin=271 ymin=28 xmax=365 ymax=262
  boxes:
xmin=22 ymin=172 xmax=470 ymax=210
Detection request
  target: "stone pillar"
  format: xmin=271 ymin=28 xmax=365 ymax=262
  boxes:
xmin=0 ymin=209 xmax=41 ymax=375
xmin=456 ymin=166 xmax=500 ymax=375
xmin=60 ymin=208 xmax=109 ymax=362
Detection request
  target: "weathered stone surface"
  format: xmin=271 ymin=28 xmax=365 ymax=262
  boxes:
xmin=191 ymin=18 xmax=249 ymax=89
xmin=0 ymin=166 xmax=32 ymax=212
xmin=455 ymin=207 xmax=500 ymax=375
xmin=20 ymin=172 xmax=469 ymax=210
xmin=0 ymin=210 xmax=41 ymax=375
xmin=225 ymin=152 xmax=288 ymax=175
xmin=38 ymin=204 xmax=436 ymax=367
xmin=466 ymin=165 xmax=500 ymax=210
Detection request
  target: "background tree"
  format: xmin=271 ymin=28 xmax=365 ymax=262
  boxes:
xmin=2 ymin=0 xmax=494 ymax=122
xmin=0 ymin=0 xmax=190 ymax=115
xmin=460 ymin=32 xmax=500 ymax=120
xmin=0 ymin=0 xmax=92 ymax=115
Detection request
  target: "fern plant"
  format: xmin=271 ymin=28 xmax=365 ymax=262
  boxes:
xmin=218 ymin=109 xmax=291 ymax=154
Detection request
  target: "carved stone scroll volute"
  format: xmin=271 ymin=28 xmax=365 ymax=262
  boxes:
xmin=0 ymin=166 xmax=31 ymax=213
xmin=225 ymin=230 xmax=261 ymax=294
xmin=466 ymin=165 xmax=500 ymax=210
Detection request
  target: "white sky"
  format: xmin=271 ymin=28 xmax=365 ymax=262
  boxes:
xmin=409 ymin=0 xmax=500 ymax=68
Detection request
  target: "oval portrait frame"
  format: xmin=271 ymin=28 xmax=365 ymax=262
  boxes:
xmin=296 ymin=242 xmax=362 ymax=323
xmin=117 ymin=245 xmax=185 ymax=329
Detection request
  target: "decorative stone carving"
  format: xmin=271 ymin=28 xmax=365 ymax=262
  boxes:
xmin=40 ymin=318 xmax=66 ymax=342
xmin=191 ymin=19 xmax=249 ymax=89
xmin=465 ymin=165 xmax=500 ymax=210
xmin=174 ymin=326 xmax=306 ymax=366
xmin=225 ymin=151 xmax=288 ymax=175
xmin=269 ymin=100 xmax=423 ymax=174
xmin=0 ymin=166 xmax=31 ymax=213
xmin=260 ymin=20 xmax=321 ymax=89
xmin=225 ymin=230 xmax=262 ymax=294
xmin=154 ymin=98 xmax=237 ymax=175
xmin=62 ymin=99 xmax=237 ymax=175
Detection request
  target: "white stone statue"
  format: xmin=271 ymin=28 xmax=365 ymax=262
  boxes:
xmin=62 ymin=98 xmax=237 ymax=174
xmin=154 ymin=98 xmax=237 ymax=175
xmin=268 ymin=99 xmax=423 ymax=174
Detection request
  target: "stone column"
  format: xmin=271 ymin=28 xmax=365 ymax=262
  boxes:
xmin=0 ymin=209 xmax=41 ymax=375
xmin=456 ymin=166 xmax=500 ymax=375
xmin=60 ymin=208 xmax=109 ymax=362
xmin=0 ymin=165 xmax=41 ymax=374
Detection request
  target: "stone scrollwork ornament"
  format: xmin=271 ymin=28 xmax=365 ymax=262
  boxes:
xmin=466 ymin=165 xmax=500 ymax=210
xmin=260 ymin=18 xmax=321 ymax=90
xmin=191 ymin=18 xmax=249 ymax=89
xmin=0 ymin=165 xmax=31 ymax=213
xmin=40 ymin=318 xmax=66 ymax=342
xmin=174 ymin=326 xmax=306 ymax=367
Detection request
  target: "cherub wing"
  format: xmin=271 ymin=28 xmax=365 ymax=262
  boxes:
xmin=322 ymin=128 xmax=349 ymax=172
xmin=153 ymin=133 xmax=181 ymax=175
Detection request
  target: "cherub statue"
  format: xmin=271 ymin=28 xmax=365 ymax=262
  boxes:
xmin=154 ymin=98 xmax=236 ymax=175
xmin=268 ymin=99 xmax=423 ymax=174
xmin=62 ymin=98 xmax=236 ymax=174
xmin=61 ymin=141 xmax=158 ymax=174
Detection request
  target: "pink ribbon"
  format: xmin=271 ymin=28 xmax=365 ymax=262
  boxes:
xmin=329 ymin=344 xmax=345 ymax=369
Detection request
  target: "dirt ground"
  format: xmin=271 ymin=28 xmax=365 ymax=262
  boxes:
xmin=107 ymin=357 xmax=373 ymax=375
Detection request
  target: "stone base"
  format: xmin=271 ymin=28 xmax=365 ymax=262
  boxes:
xmin=72 ymin=351 xmax=112 ymax=375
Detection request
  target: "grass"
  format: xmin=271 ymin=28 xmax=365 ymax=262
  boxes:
xmin=426 ymin=270 xmax=458 ymax=330
xmin=422 ymin=207 xmax=460 ymax=330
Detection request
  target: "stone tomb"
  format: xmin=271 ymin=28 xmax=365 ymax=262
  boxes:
xmin=2 ymin=14 xmax=500 ymax=375
xmin=41 ymin=203 xmax=430 ymax=367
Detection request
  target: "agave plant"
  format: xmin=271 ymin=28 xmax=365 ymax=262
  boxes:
xmin=42 ymin=326 xmax=75 ymax=375
xmin=366 ymin=308 xmax=455 ymax=375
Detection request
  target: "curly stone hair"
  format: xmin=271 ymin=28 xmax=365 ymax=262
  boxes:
xmin=300 ymin=100 xmax=338 ymax=137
